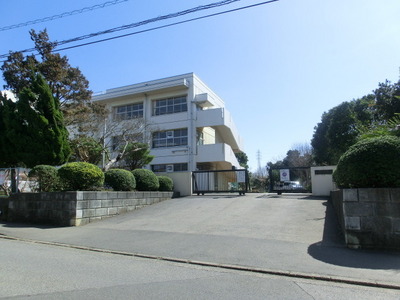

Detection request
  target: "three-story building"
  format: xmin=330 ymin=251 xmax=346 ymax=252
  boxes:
xmin=92 ymin=73 xmax=244 ymax=195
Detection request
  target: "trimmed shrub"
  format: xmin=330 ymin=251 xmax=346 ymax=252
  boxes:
xmin=28 ymin=165 xmax=60 ymax=192
xmin=105 ymin=169 xmax=136 ymax=191
xmin=333 ymin=136 xmax=400 ymax=188
xmin=132 ymin=169 xmax=159 ymax=191
xmin=58 ymin=162 xmax=104 ymax=191
xmin=158 ymin=176 xmax=174 ymax=191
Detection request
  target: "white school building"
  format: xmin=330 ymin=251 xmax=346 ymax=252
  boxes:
xmin=92 ymin=73 xmax=244 ymax=195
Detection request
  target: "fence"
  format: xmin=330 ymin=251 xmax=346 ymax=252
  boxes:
xmin=192 ymin=169 xmax=249 ymax=195
xmin=0 ymin=168 xmax=31 ymax=195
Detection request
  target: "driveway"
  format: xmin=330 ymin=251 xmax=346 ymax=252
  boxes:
xmin=1 ymin=193 xmax=400 ymax=287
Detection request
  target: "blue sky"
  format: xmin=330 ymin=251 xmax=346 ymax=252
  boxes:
xmin=2 ymin=0 xmax=400 ymax=171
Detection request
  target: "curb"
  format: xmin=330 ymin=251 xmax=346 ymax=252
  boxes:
xmin=1 ymin=234 xmax=400 ymax=291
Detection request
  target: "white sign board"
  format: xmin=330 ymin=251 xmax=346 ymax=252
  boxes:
xmin=280 ymin=169 xmax=290 ymax=181
xmin=0 ymin=172 xmax=6 ymax=185
xmin=237 ymin=170 xmax=246 ymax=183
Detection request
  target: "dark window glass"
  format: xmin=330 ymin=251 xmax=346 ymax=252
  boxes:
xmin=151 ymin=163 xmax=188 ymax=173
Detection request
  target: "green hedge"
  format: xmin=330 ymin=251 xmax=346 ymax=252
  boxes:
xmin=105 ymin=169 xmax=136 ymax=191
xmin=58 ymin=162 xmax=104 ymax=191
xmin=28 ymin=165 xmax=60 ymax=192
xmin=132 ymin=169 xmax=159 ymax=191
xmin=157 ymin=176 xmax=174 ymax=191
xmin=333 ymin=136 xmax=400 ymax=188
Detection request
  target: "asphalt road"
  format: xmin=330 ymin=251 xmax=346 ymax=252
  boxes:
xmin=1 ymin=237 xmax=400 ymax=299
xmin=1 ymin=193 xmax=400 ymax=298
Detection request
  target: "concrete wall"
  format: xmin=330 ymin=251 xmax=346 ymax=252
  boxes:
xmin=7 ymin=191 xmax=173 ymax=227
xmin=197 ymin=143 xmax=240 ymax=168
xmin=0 ymin=197 xmax=9 ymax=221
xmin=331 ymin=188 xmax=400 ymax=250
xmin=156 ymin=172 xmax=192 ymax=196
xmin=311 ymin=166 xmax=336 ymax=196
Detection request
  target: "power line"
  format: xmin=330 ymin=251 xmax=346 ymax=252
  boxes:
xmin=0 ymin=0 xmax=241 ymax=59
xmin=0 ymin=0 xmax=129 ymax=32
xmin=53 ymin=0 xmax=279 ymax=53
xmin=56 ymin=0 xmax=241 ymax=46
xmin=0 ymin=0 xmax=279 ymax=60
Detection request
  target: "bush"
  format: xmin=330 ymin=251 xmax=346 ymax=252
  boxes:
xmin=132 ymin=169 xmax=159 ymax=191
xmin=333 ymin=136 xmax=400 ymax=188
xmin=69 ymin=136 xmax=104 ymax=165
xmin=105 ymin=169 xmax=136 ymax=191
xmin=58 ymin=162 xmax=104 ymax=191
xmin=158 ymin=176 xmax=174 ymax=191
xmin=28 ymin=165 xmax=60 ymax=192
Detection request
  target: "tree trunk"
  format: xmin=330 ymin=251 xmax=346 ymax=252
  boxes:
xmin=10 ymin=168 xmax=18 ymax=193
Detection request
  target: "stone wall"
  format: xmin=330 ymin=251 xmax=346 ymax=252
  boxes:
xmin=7 ymin=191 xmax=173 ymax=226
xmin=331 ymin=188 xmax=400 ymax=250
xmin=0 ymin=197 xmax=9 ymax=221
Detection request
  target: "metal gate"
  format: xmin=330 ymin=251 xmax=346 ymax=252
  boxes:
xmin=192 ymin=169 xmax=249 ymax=195
xmin=268 ymin=167 xmax=311 ymax=194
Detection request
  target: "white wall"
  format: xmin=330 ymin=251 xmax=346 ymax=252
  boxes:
xmin=311 ymin=166 xmax=337 ymax=196
xmin=158 ymin=172 xmax=192 ymax=196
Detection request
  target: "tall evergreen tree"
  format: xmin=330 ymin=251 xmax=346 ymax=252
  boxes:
xmin=312 ymin=102 xmax=360 ymax=165
xmin=0 ymin=93 xmax=19 ymax=167
xmin=312 ymin=79 xmax=400 ymax=165
xmin=1 ymin=29 xmax=99 ymax=127
xmin=0 ymin=73 xmax=71 ymax=168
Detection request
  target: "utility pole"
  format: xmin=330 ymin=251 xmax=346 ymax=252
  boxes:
xmin=256 ymin=150 xmax=262 ymax=176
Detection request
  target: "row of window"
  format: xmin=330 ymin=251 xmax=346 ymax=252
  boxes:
xmin=114 ymin=96 xmax=187 ymax=120
xmin=112 ymin=128 xmax=188 ymax=150
xmin=151 ymin=163 xmax=188 ymax=173
xmin=152 ymin=128 xmax=188 ymax=148
xmin=153 ymin=96 xmax=187 ymax=116
xmin=114 ymin=103 xmax=143 ymax=120
xmin=111 ymin=97 xmax=189 ymax=173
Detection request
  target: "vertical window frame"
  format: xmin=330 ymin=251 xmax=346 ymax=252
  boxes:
xmin=153 ymin=96 xmax=187 ymax=116
xmin=152 ymin=128 xmax=188 ymax=148
xmin=114 ymin=103 xmax=143 ymax=120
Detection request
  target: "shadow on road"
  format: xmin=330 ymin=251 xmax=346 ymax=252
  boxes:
xmin=259 ymin=193 xmax=330 ymax=201
xmin=190 ymin=193 xmax=248 ymax=199
xmin=0 ymin=221 xmax=61 ymax=230
xmin=308 ymin=201 xmax=400 ymax=270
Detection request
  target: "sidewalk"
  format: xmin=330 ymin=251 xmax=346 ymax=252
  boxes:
xmin=1 ymin=193 xmax=399 ymax=288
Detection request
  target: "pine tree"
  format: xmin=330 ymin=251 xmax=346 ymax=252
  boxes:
xmin=1 ymin=29 xmax=100 ymax=128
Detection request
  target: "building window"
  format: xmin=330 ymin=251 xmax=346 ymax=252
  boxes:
xmin=111 ymin=134 xmax=143 ymax=151
xmin=151 ymin=163 xmax=188 ymax=173
xmin=114 ymin=103 xmax=143 ymax=120
xmin=153 ymin=96 xmax=187 ymax=116
xmin=152 ymin=128 xmax=188 ymax=148
xmin=173 ymin=163 xmax=188 ymax=171
xmin=314 ymin=169 xmax=333 ymax=175
xmin=197 ymin=129 xmax=204 ymax=145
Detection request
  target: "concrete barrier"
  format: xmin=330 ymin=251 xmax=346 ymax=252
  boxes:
xmin=331 ymin=188 xmax=400 ymax=250
xmin=7 ymin=191 xmax=173 ymax=226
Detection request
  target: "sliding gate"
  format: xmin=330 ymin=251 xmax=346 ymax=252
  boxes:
xmin=268 ymin=167 xmax=311 ymax=194
xmin=192 ymin=169 xmax=249 ymax=195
